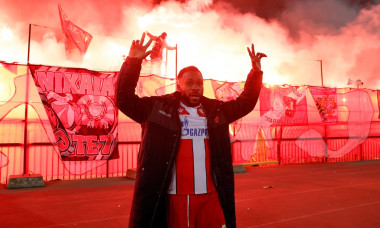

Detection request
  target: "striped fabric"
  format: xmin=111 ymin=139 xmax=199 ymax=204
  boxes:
xmin=168 ymin=103 xmax=216 ymax=195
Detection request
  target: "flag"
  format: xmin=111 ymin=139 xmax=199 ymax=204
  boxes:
xmin=260 ymin=84 xmax=308 ymax=126
xmin=58 ymin=4 xmax=92 ymax=61
xmin=0 ymin=61 xmax=18 ymax=74
xmin=309 ymin=87 xmax=338 ymax=123
xmin=211 ymin=80 xmax=244 ymax=136
xmin=29 ymin=64 xmax=118 ymax=161
xmin=0 ymin=151 xmax=8 ymax=168
xmin=378 ymin=90 xmax=380 ymax=119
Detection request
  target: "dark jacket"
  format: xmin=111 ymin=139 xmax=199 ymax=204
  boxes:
xmin=116 ymin=57 xmax=263 ymax=228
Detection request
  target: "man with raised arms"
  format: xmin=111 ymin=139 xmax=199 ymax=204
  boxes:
xmin=116 ymin=32 xmax=266 ymax=228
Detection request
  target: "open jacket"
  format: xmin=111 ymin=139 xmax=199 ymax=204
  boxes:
xmin=116 ymin=57 xmax=263 ymax=228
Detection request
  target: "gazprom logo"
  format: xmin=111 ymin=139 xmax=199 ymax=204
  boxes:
xmin=182 ymin=116 xmax=189 ymax=128
xmin=181 ymin=127 xmax=208 ymax=137
xmin=180 ymin=117 xmax=208 ymax=137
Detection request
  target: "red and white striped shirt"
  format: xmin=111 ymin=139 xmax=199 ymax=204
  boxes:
xmin=168 ymin=103 xmax=216 ymax=195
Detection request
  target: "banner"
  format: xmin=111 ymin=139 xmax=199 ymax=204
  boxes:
xmin=378 ymin=90 xmax=380 ymax=119
xmin=211 ymin=80 xmax=243 ymax=136
xmin=58 ymin=5 xmax=93 ymax=61
xmin=0 ymin=61 xmax=17 ymax=74
xmin=29 ymin=65 xmax=118 ymax=161
xmin=260 ymin=85 xmax=308 ymax=126
xmin=309 ymin=87 xmax=338 ymax=123
xmin=136 ymin=74 xmax=176 ymax=97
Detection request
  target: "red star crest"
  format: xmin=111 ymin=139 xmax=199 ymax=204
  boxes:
xmin=197 ymin=106 xmax=206 ymax=117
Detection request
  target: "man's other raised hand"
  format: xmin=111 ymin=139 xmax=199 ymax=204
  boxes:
xmin=247 ymin=43 xmax=267 ymax=72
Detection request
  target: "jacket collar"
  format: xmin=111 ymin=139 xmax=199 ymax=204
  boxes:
xmin=168 ymin=91 xmax=218 ymax=114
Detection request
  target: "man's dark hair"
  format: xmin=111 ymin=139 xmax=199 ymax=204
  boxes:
xmin=177 ymin=66 xmax=202 ymax=80
xmin=176 ymin=66 xmax=202 ymax=91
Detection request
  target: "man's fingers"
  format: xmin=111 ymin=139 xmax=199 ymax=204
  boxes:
xmin=257 ymin=52 xmax=267 ymax=59
xmin=251 ymin=44 xmax=255 ymax=56
xmin=142 ymin=50 xmax=152 ymax=59
xmin=247 ymin=47 xmax=253 ymax=58
xmin=144 ymin=38 xmax=153 ymax=49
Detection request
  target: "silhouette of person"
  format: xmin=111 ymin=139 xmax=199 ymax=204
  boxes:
xmin=146 ymin=32 xmax=176 ymax=75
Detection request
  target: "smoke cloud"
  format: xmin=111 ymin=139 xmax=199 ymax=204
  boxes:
xmin=0 ymin=0 xmax=379 ymax=89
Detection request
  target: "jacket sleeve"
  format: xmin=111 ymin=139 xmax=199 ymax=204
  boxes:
xmin=116 ymin=57 xmax=152 ymax=124
xmin=220 ymin=69 xmax=263 ymax=123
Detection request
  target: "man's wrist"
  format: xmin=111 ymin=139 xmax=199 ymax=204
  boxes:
xmin=126 ymin=57 xmax=143 ymax=65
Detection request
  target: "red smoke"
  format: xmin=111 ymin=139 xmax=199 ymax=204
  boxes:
xmin=0 ymin=0 xmax=379 ymax=89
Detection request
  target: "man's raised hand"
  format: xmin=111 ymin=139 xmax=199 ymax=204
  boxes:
xmin=247 ymin=44 xmax=267 ymax=71
xmin=128 ymin=32 xmax=153 ymax=60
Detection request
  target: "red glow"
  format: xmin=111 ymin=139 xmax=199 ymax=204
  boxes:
xmin=0 ymin=0 xmax=379 ymax=88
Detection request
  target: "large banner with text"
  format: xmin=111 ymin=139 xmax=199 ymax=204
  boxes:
xmin=29 ymin=65 xmax=118 ymax=161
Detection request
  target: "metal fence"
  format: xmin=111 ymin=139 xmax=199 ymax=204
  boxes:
xmin=2 ymin=119 xmax=380 ymax=184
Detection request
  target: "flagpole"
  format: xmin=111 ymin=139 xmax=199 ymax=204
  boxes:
xmin=317 ymin=60 xmax=324 ymax=87
xmin=22 ymin=24 xmax=32 ymax=176
xmin=27 ymin=24 xmax=31 ymax=64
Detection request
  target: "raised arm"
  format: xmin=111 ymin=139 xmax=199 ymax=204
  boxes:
xmin=163 ymin=39 xmax=177 ymax=50
xmin=116 ymin=33 xmax=153 ymax=123
xmin=146 ymin=31 xmax=157 ymax=40
xmin=220 ymin=43 xmax=267 ymax=123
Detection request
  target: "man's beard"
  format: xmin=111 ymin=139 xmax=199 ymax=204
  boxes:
xmin=180 ymin=93 xmax=201 ymax=107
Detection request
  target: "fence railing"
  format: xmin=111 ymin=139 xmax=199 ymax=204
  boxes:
xmin=1 ymin=120 xmax=380 ymax=184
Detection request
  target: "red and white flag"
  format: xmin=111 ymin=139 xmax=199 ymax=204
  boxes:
xmin=29 ymin=64 xmax=119 ymax=161
xmin=58 ymin=4 xmax=92 ymax=61
xmin=309 ymin=87 xmax=338 ymax=123
xmin=260 ymin=84 xmax=308 ymax=126
xmin=211 ymin=80 xmax=243 ymax=136
xmin=378 ymin=90 xmax=380 ymax=119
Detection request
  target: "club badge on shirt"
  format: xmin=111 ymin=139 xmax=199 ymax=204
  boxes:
xmin=197 ymin=106 xmax=206 ymax=117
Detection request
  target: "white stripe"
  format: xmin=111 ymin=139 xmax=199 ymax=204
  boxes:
xmin=187 ymin=195 xmax=190 ymax=227
xmin=193 ymin=138 xmax=207 ymax=194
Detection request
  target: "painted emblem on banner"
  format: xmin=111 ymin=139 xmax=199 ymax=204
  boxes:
xmin=315 ymin=95 xmax=337 ymax=122
xmin=283 ymin=96 xmax=296 ymax=118
xmin=309 ymin=87 xmax=338 ymax=123
xmin=260 ymin=85 xmax=308 ymax=126
xmin=29 ymin=65 xmax=118 ymax=161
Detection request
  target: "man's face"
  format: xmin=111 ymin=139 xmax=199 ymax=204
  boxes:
xmin=178 ymin=71 xmax=204 ymax=107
